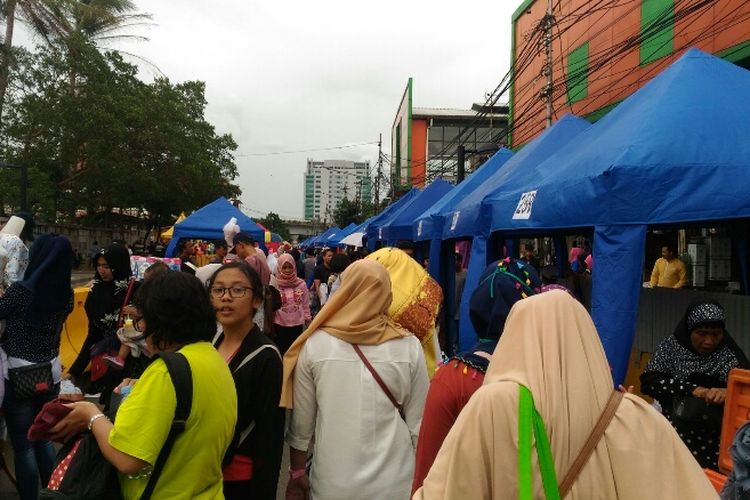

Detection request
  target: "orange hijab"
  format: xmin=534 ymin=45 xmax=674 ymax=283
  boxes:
xmin=279 ymin=259 xmax=410 ymax=408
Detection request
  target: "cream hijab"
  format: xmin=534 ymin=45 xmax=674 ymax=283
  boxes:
xmin=415 ymin=291 xmax=716 ymax=499
xmin=280 ymin=259 xmax=410 ymax=408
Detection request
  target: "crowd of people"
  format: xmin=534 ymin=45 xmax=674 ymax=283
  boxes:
xmin=0 ymin=220 xmax=746 ymax=499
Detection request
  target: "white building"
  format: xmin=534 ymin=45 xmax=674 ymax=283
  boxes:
xmin=304 ymin=159 xmax=372 ymax=222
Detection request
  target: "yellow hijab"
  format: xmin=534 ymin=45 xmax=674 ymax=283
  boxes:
xmin=279 ymin=259 xmax=409 ymax=408
xmin=366 ymin=248 xmax=443 ymax=377
xmin=415 ymin=291 xmax=715 ymax=499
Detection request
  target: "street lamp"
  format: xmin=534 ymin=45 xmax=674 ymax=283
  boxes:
xmin=0 ymin=161 xmax=28 ymax=212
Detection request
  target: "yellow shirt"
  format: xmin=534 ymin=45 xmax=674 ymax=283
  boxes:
xmin=109 ymin=342 xmax=237 ymax=500
xmin=650 ymin=257 xmax=687 ymax=288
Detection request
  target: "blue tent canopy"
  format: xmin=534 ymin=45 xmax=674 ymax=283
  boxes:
xmin=447 ymin=114 xmax=591 ymax=240
xmin=310 ymin=226 xmax=340 ymax=247
xmin=412 ymin=149 xmax=514 ymax=242
xmin=377 ymin=179 xmax=454 ymax=245
xmin=327 ymin=222 xmax=357 ymax=246
xmin=366 ymin=188 xmax=422 ymax=250
xmin=165 ymin=197 xmax=265 ymax=257
xmin=445 ymin=116 xmax=590 ymax=354
xmin=485 ymin=50 xmax=750 ymax=232
xmin=478 ymin=49 xmax=750 ymax=384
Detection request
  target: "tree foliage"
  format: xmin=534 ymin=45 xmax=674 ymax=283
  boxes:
xmin=332 ymin=197 xmax=375 ymax=228
xmin=258 ymin=211 xmax=290 ymax=242
xmin=0 ymin=41 xmax=240 ymax=228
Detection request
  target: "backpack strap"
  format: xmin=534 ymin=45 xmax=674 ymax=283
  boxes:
xmin=141 ymin=351 xmax=193 ymax=500
xmin=233 ymin=344 xmax=281 ymax=447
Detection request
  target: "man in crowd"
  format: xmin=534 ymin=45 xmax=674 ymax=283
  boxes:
xmin=178 ymin=239 xmax=197 ymax=275
xmin=313 ymin=248 xmax=334 ymax=297
xmin=211 ymin=239 xmax=228 ymax=263
xmin=649 ymin=245 xmax=687 ymax=288
xmin=521 ymin=243 xmax=540 ymax=272
xmin=303 ymin=249 xmax=317 ymax=282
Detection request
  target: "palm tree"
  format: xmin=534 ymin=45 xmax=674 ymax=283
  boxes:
xmin=0 ymin=0 xmax=151 ymax=125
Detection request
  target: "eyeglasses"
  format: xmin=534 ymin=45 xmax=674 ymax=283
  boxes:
xmin=210 ymin=286 xmax=253 ymax=299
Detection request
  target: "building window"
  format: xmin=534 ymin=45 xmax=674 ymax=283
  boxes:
xmin=566 ymin=42 xmax=589 ymax=105
xmin=640 ymin=0 xmax=674 ymax=65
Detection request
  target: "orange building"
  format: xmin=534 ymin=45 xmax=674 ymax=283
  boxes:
xmin=391 ymin=78 xmax=508 ymax=190
xmin=510 ymin=0 xmax=750 ymax=147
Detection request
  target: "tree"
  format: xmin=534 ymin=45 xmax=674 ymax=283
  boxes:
xmin=1 ymin=42 xmax=240 ymax=225
xmin=332 ymin=197 xmax=376 ymax=228
xmin=259 ymin=212 xmax=291 ymax=242
xmin=0 ymin=0 xmax=151 ymax=125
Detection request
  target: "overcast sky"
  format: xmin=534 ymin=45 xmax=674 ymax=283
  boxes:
xmin=19 ymin=1 xmax=519 ymax=220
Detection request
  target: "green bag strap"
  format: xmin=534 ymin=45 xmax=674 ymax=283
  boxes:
xmin=518 ymin=385 xmax=561 ymax=500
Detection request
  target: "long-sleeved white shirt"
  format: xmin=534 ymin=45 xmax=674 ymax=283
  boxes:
xmin=287 ymin=329 xmax=429 ymax=500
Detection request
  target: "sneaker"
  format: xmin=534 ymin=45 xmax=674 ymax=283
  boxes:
xmin=103 ymin=355 xmax=125 ymax=370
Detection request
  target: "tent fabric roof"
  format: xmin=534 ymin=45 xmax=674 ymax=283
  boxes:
xmin=377 ymin=179 xmax=454 ymax=243
xmin=486 ymin=49 xmax=750 ymax=233
xmin=366 ymin=188 xmax=422 ymax=242
xmin=327 ymin=222 xmax=358 ymax=246
xmin=446 ymin=114 xmax=591 ymax=239
xmin=413 ymin=148 xmax=514 ymax=242
xmin=165 ymin=197 xmax=264 ymax=256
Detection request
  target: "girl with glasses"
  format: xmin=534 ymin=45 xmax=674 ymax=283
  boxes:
xmin=208 ymin=261 xmax=285 ymax=499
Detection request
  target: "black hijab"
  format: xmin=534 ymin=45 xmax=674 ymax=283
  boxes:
xmin=86 ymin=243 xmax=133 ymax=331
xmin=20 ymin=234 xmax=73 ymax=315
xmin=673 ymin=298 xmax=750 ymax=367
xmin=456 ymin=258 xmax=542 ymax=371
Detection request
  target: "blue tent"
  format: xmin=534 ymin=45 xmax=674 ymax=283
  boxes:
xmin=376 ymin=179 xmax=454 ymax=245
xmin=165 ymin=197 xmax=265 ymax=257
xmin=366 ymin=188 xmax=422 ymax=250
xmin=310 ymin=226 xmax=340 ymax=248
xmin=412 ymin=149 xmax=514 ymax=243
xmin=480 ymin=49 xmax=750 ymax=383
xmin=326 ymin=222 xmax=357 ymax=246
xmin=441 ymin=116 xmax=591 ymax=354
xmin=447 ymin=114 xmax=591 ymax=240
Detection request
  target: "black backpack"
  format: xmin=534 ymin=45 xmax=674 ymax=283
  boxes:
xmin=40 ymin=352 xmax=193 ymax=500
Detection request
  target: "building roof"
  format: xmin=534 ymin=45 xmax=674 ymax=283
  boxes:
xmin=412 ymin=106 xmax=508 ymax=120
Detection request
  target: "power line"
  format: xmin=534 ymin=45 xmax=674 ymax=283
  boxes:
xmin=236 ymin=141 xmax=378 ymax=157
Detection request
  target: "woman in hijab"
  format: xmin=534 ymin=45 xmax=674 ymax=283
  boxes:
xmin=415 ymin=291 xmax=716 ymax=499
xmin=282 ymin=259 xmax=429 ymax=500
xmin=273 ymin=253 xmax=310 ymax=355
xmin=366 ymin=247 xmax=443 ymax=378
xmin=1 ymin=234 xmax=73 ymax=500
xmin=68 ymin=243 xmax=136 ymax=394
xmin=411 ymin=258 xmax=541 ymax=494
xmin=641 ymin=298 xmax=750 ymax=469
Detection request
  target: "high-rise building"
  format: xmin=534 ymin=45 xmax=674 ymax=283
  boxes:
xmin=304 ymin=159 xmax=372 ymax=222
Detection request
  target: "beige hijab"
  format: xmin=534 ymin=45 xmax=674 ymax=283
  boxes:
xmin=415 ymin=291 xmax=716 ymax=499
xmin=280 ymin=259 xmax=410 ymax=408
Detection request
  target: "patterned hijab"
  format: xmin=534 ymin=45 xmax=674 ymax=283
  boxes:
xmin=646 ymin=298 xmax=750 ymax=385
xmin=366 ymin=247 xmax=443 ymax=377
xmin=276 ymin=253 xmax=303 ymax=288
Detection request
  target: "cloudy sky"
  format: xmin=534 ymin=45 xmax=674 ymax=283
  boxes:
xmin=20 ymin=1 xmax=519 ymax=220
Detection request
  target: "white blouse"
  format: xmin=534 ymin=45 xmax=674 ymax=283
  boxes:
xmin=287 ymin=329 xmax=429 ymax=500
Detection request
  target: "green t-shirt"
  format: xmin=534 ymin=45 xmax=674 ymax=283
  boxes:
xmin=109 ymin=342 xmax=237 ymax=499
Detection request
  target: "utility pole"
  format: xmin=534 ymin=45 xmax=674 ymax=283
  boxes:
xmin=456 ymin=145 xmax=465 ymax=183
xmin=541 ymin=0 xmax=555 ymax=128
xmin=375 ymin=133 xmax=382 ymax=210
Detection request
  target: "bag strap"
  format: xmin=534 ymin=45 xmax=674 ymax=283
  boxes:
xmin=232 ymin=344 xmax=280 ymax=447
xmin=351 ymin=344 xmax=406 ymax=422
xmin=518 ymin=386 xmax=560 ymax=500
xmin=116 ymin=278 xmax=137 ymax=328
xmin=141 ymin=351 xmax=193 ymax=500
xmin=558 ymin=390 xmax=623 ymax=496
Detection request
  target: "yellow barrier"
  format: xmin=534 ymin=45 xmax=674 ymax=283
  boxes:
xmin=60 ymin=287 xmax=90 ymax=374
